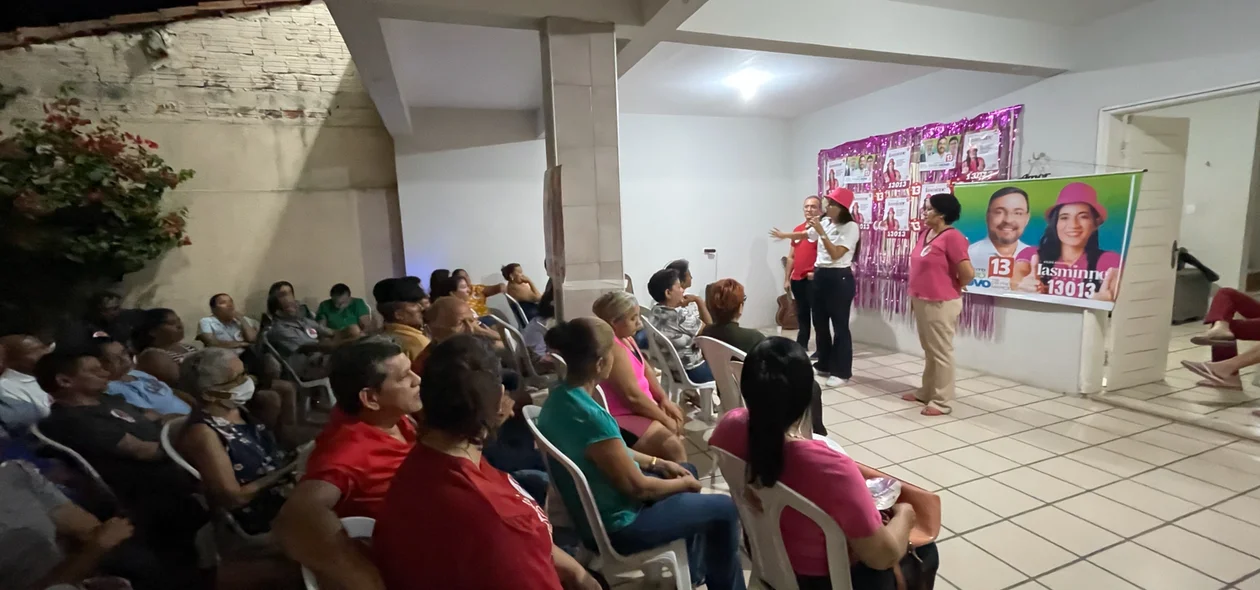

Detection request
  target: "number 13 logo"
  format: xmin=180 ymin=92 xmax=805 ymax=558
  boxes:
xmin=988 ymin=257 xmax=1014 ymax=278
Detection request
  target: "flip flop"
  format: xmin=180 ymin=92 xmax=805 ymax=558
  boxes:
xmin=921 ymin=403 xmax=952 ymax=416
xmin=1181 ymin=360 xmax=1239 ymax=389
xmin=902 ymin=392 xmax=927 ymax=404
xmin=1197 ymin=378 xmax=1243 ymax=391
xmin=1191 ymin=335 xmax=1236 ymax=347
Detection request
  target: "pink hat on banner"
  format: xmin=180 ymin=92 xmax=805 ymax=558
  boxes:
xmin=825 ymin=187 xmax=855 ymax=210
xmin=1050 ymin=182 xmax=1107 ymax=223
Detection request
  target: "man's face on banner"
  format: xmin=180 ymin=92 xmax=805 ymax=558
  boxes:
xmin=987 ymin=192 xmax=1030 ymax=246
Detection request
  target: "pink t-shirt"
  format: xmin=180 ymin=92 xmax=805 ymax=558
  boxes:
xmin=600 ymin=337 xmax=654 ymax=418
xmin=1015 ymin=247 xmax=1122 ymax=300
xmin=709 ymin=408 xmax=883 ymax=577
xmin=909 ymin=228 xmax=969 ymax=301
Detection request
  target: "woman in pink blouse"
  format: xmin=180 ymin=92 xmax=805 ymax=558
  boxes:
xmin=710 ymin=337 xmax=936 ymax=589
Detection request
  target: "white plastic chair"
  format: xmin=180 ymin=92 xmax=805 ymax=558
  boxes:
xmin=712 ymin=448 xmax=855 ymax=590
xmin=522 ymin=405 xmax=691 ymax=589
xmin=486 ymin=315 xmax=556 ymax=389
xmin=551 ymin=353 xmax=567 ymax=380
xmin=502 ymin=292 xmax=530 ymax=330
xmin=160 ymin=417 xmax=270 ymax=544
xmin=640 ymin=315 xmax=718 ymax=423
xmin=29 ymin=423 xmax=114 ymax=500
xmin=301 ymin=517 xmax=376 ymax=590
xmin=261 ymin=329 xmax=334 ymax=409
xmin=696 ymin=336 xmax=747 ymax=415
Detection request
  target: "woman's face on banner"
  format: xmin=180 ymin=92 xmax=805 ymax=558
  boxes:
xmin=1056 ymin=203 xmax=1099 ymax=249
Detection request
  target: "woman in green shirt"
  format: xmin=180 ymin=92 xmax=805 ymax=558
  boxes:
xmin=537 ymin=318 xmax=745 ymax=590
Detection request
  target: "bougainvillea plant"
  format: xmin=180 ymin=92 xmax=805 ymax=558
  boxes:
xmin=0 ymin=98 xmax=195 ymax=330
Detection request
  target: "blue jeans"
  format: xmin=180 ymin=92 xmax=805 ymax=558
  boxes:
xmin=685 ymin=361 xmax=714 ymax=383
xmin=607 ymin=490 xmax=745 ymax=590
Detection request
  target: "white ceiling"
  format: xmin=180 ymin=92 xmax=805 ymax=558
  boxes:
xmin=889 ymin=0 xmax=1151 ymax=26
xmin=380 ymin=18 xmax=542 ymax=110
xmin=618 ymin=43 xmax=936 ymax=118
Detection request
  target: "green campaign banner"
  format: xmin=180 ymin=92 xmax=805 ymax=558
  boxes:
xmin=950 ymin=172 xmax=1143 ymax=310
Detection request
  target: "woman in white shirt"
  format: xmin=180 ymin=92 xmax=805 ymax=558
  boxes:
xmin=771 ymin=188 xmax=860 ymax=387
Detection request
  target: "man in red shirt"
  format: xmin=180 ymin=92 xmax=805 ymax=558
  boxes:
xmin=273 ymin=338 xmax=421 ymax=590
xmin=784 ymin=195 xmax=822 ymax=354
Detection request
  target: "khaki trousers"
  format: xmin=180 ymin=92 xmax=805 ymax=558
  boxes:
xmin=912 ymin=297 xmax=963 ymax=408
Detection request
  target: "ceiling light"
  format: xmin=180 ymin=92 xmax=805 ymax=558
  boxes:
xmin=723 ymin=68 xmax=772 ymax=101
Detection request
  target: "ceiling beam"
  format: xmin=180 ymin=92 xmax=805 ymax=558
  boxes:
xmin=616 ymin=0 xmax=709 ymax=76
xmin=325 ymin=0 xmax=413 ymax=136
xmin=374 ymin=0 xmax=646 ymax=30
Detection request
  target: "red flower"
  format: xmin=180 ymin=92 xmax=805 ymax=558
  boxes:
xmin=179 ymin=236 xmax=192 ymax=246
xmin=145 ymin=140 xmax=158 ymax=149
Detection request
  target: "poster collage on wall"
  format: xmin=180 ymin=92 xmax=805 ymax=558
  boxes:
xmin=817 ymin=105 xmax=1024 ymax=337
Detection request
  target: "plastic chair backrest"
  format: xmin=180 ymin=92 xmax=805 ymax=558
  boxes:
xmin=696 ymin=336 xmax=747 ymax=413
xmin=486 ymin=315 xmax=540 ymax=378
xmin=712 ymin=448 xmax=854 ymax=590
xmin=593 ymin=384 xmax=610 ymax=411
xmin=262 ymin=329 xmax=302 ymax=382
xmin=29 ymin=423 xmax=114 ymax=498
xmin=730 ymin=361 xmax=744 ymax=387
xmin=551 ymin=353 xmax=567 ymax=380
xmin=161 ymin=416 xmax=201 ymax=480
xmin=502 ymin=292 xmax=529 ymax=329
xmin=640 ymin=315 xmax=708 ymax=388
xmin=522 ymin=405 xmax=624 ymax=562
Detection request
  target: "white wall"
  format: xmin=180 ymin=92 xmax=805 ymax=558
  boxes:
xmin=1148 ymin=94 xmax=1260 ymax=290
xmin=396 ymin=113 xmax=795 ymax=327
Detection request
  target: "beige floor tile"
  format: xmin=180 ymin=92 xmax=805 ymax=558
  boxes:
xmin=862 ymin=413 xmax=926 ymax=435
xmin=964 ymin=521 xmax=1074 ymax=576
xmin=1012 ymin=384 xmax=1063 ymax=399
xmin=827 ymin=419 xmax=889 ymax=443
xmin=1025 ymin=399 xmax=1097 ymax=420
xmin=861 ymin=436 xmax=933 ymax=463
xmin=1214 ymin=495 xmax=1260 ymax=528
xmin=986 ymin=388 xmax=1045 ymax=406
xmin=899 ymin=456 xmax=984 ymax=488
xmin=952 ymin=479 xmax=1043 ymax=517
xmin=1011 ymin=429 xmax=1090 ymax=455
xmin=863 ymin=395 xmax=922 ymax=413
xmin=941 ymin=447 xmax=1020 ymax=476
xmin=957 ymin=395 xmax=1015 ymax=413
xmin=1158 ymin=422 xmax=1238 ymax=445
xmin=977 ymin=438 xmax=1055 ymax=464
xmin=1055 ymin=493 xmax=1164 ymax=537
xmin=1237 ymin=574 xmax=1260 ymax=590
xmin=935 ymin=538 xmax=1026 ymax=590
xmin=955 ymin=378 xmax=1006 ymax=394
xmin=831 ymin=399 xmax=887 ymax=419
xmin=819 ymin=406 xmax=850 ymax=426
xmin=844 ymin=444 xmax=894 ymax=469
xmin=1131 ymin=468 xmax=1235 ymax=506
xmin=1099 ymin=437 xmax=1186 ymax=466
xmin=993 ymin=467 xmax=1084 ymax=503
xmin=934 ymin=578 xmax=959 ymax=590
xmin=1051 ymin=396 xmax=1112 ymax=411
xmin=1030 ymin=456 xmax=1121 ymax=489
xmin=1099 ymin=407 xmax=1172 ymax=428
xmin=898 ymin=428 xmax=969 ymax=453
xmin=893 ymin=406 xmax=964 ymax=426
xmin=825 ymin=432 xmax=853 ymax=448
xmin=1201 ymin=447 xmax=1260 ymax=477
xmin=965 ymin=413 xmax=1036 ymax=436
xmin=934 ymin=421 xmax=1004 ymax=444
xmin=1010 ymin=583 xmax=1051 ymax=590
xmin=976 ymin=375 xmax=1021 ymax=388
xmin=995 ymin=406 xmax=1063 ymax=428
xmin=1043 ymin=421 xmax=1122 ymax=445
xmin=1095 ymin=480 xmax=1200 ymax=520
xmin=1013 ymin=506 xmax=1122 ymax=556
xmin=1088 ymin=542 xmax=1220 ymax=590
xmin=938 ymin=400 xmax=989 ymax=419
xmin=820 ymin=388 xmax=852 ymax=405
xmin=1038 ymin=561 xmax=1139 ymax=590
xmin=1064 ymin=447 xmax=1154 ymax=478
xmin=1177 ymin=510 xmax=1260 ymax=558
xmin=878 ymin=464 xmax=942 ymax=491
xmin=1135 ymin=525 xmax=1260 ymax=582
xmin=1072 ymin=414 xmax=1151 ymax=436
xmin=937 ymin=490 xmax=1002 ymax=533
xmin=1132 ymin=429 xmax=1218 ymax=455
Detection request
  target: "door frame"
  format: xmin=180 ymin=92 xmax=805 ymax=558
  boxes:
xmin=1083 ymin=79 xmax=1260 ymax=393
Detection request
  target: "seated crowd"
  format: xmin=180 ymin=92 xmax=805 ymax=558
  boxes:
xmin=0 ymin=260 xmax=935 ymax=590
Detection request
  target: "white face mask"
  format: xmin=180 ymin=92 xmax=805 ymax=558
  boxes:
xmin=227 ymin=378 xmax=256 ymax=406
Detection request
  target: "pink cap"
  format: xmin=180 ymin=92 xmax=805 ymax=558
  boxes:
xmin=1050 ymin=182 xmax=1107 ymax=223
xmin=825 ymin=187 xmax=855 ymax=210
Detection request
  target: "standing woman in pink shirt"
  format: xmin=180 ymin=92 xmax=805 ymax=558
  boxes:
xmin=905 ymin=194 xmax=975 ymax=416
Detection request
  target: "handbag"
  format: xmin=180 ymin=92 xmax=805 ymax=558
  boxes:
xmin=858 ymin=463 xmax=941 ymax=590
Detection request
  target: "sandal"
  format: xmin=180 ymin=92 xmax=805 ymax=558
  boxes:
xmin=1191 ymin=335 xmax=1236 ymax=347
xmin=1197 ymin=378 xmax=1243 ymax=391
xmin=921 ymin=403 xmax=952 ymax=416
xmin=902 ymin=393 xmax=927 ymax=404
xmin=1181 ymin=360 xmax=1240 ymax=389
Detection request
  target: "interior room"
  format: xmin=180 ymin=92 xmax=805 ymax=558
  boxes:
xmin=6 ymin=0 xmax=1260 ymax=588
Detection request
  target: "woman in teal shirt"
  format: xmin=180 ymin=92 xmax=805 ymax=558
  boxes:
xmin=537 ymin=317 xmax=745 ymax=590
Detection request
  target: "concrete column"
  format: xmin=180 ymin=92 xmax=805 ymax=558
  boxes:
xmin=539 ymin=17 xmax=623 ymax=320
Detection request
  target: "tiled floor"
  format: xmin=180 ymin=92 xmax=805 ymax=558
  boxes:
xmin=1109 ymin=322 xmax=1260 ymax=437
xmin=620 ymin=338 xmax=1260 ymax=589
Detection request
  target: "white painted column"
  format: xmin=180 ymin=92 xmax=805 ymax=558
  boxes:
xmin=539 ymin=17 xmax=624 ymax=320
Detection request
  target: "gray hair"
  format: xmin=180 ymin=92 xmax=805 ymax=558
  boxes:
xmin=592 ymin=290 xmax=639 ymax=324
xmin=179 ymin=348 xmax=241 ymax=395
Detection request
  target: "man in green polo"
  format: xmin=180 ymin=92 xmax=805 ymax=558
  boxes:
xmin=315 ymin=283 xmax=372 ymax=332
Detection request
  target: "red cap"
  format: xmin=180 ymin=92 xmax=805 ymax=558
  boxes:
xmin=1050 ymin=182 xmax=1107 ymax=223
xmin=825 ymin=187 xmax=855 ymax=210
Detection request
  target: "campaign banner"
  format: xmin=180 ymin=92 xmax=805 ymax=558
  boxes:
xmin=952 ymin=172 xmax=1143 ymax=311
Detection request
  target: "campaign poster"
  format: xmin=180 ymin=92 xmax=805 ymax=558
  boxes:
xmin=953 ymin=172 xmax=1143 ymax=310
xmin=847 ymin=153 xmax=876 ymax=185
xmin=919 ymin=135 xmax=961 ymax=172
xmin=960 ymin=129 xmax=1000 ymax=180
xmin=883 ymin=147 xmax=911 ymax=184
xmin=915 ymin=182 xmax=951 ymax=220
xmin=824 ymin=159 xmax=847 ymax=192
xmin=851 ymin=193 xmax=873 ymax=228
xmin=880 ymin=196 xmax=910 ymax=232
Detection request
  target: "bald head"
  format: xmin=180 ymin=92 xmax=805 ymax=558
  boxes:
xmin=427 ymin=296 xmax=477 ymax=342
xmin=0 ymin=335 xmax=50 ymax=375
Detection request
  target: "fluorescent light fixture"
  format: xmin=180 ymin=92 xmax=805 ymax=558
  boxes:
xmin=723 ymin=68 xmax=772 ymax=101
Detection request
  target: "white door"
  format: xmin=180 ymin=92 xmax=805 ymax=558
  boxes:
xmin=1104 ymin=114 xmax=1190 ymax=391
